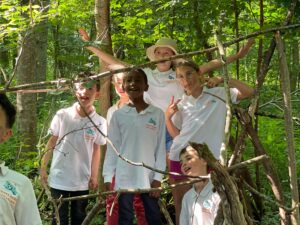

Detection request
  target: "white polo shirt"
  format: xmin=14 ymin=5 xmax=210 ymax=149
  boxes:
xmin=143 ymin=68 xmax=184 ymax=112
xmin=103 ymin=104 xmax=166 ymax=189
xmin=0 ymin=161 xmax=42 ymax=225
xmin=48 ymin=103 xmax=107 ymax=191
xmin=170 ymin=87 xmax=238 ymax=161
xmin=180 ymin=180 xmax=220 ymax=225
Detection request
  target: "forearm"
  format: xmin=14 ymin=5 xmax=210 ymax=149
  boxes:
xmin=91 ymin=144 xmax=101 ymax=179
xmin=41 ymin=136 xmax=57 ymax=171
xmin=228 ymin=79 xmax=254 ymax=100
xmin=85 ymin=46 xmax=128 ymax=66
xmin=165 ymin=117 xmax=180 ymax=138
xmin=215 ymin=77 xmax=254 ymax=100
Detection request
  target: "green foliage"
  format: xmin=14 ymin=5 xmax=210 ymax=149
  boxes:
xmin=0 ymin=0 xmax=299 ymax=224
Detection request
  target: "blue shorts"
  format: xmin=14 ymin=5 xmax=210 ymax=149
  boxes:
xmin=165 ymin=129 xmax=173 ymax=153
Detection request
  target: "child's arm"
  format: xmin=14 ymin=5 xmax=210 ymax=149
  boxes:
xmin=89 ymin=143 xmax=101 ymax=191
xmin=165 ymin=96 xmax=181 ymax=138
xmin=79 ymin=28 xmax=129 ymax=67
xmin=150 ymin=111 xmax=167 ymax=198
xmin=40 ymin=135 xmax=58 ymax=185
xmin=199 ymin=38 xmax=254 ymax=75
xmin=207 ymin=76 xmax=254 ymax=101
xmin=102 ymin=115 xmax=120 ymax=191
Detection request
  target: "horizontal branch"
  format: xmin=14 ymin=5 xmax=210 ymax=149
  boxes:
xmin=1 ymin=24 xmax=300 ymax=94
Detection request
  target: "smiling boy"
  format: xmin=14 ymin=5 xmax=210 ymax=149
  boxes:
xmin=40 ymin=72 xmax=107 ymax=225
xmin=103 ymin=69 xmax=166 ymax=225
xmin=0 ymin=93 xmax=42 ymax=225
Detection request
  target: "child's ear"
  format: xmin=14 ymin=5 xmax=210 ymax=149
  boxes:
xmin=145 ymin=84 xmax=149 ymax=92
xmin=1 ymin=128 xmax=12 ymax=143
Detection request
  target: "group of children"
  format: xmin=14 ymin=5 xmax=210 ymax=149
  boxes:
xmin=0 ymin=34 xmax=254 ymax=225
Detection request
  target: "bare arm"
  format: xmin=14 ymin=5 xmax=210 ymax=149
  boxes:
xmin=89 ymin=143 xmax=101 ymax=191
xmin=79 ymin=28 xmax=129 ymax=66
xmin=40 ymin=135 xmax=58 ymax=185
xmin=165 ymin=97 xmax=181 ymax=138
xmin=199 ymin=38 xmax=255 ymax=75
xmin=207 ymin=76 xmax=254 ymax=101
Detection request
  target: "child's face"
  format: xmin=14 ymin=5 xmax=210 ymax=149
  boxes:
xmin=113 ymin=74 xmax=127 ymax=98
xmin=176 ymin=66 xmax=204 ymax=95
xmin=180 ymin=147 xmax=208 ymax=177
xmin=75 ymin=82 xmax=100 ymax=109
xmin=154 ymin=47 xmax=174 ymax=72
xmin=0 ymin=106 xmax=12 ymax=144
xmin=123 ymin=71 xmax=148 ymax=100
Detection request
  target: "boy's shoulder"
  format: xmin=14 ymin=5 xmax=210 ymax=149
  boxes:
xmin=0 ymin=163 xmax=32 ymax=190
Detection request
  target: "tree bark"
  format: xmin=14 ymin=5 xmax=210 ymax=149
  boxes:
xmin=94 ymin=0 xmax=112 ymax=191
xmin=290 ymin=39 xmax=299 ymax=91
xmin=275 ymin=32 xmax=300 ymax=225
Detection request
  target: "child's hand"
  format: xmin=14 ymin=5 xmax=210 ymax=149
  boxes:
xmin=165 ymin=96 xmax=181 ymax=120
xmin=149 ymin=180 xmax=161 ymax=198
xmin=206 ymin=76 xmax=224 ymax=88
xmin=39 ymin=168 xmax=48 ymax=186
xmin=236 ymin=38 xmax=255 ymax=59
xmin=88 ymin=176 xmax=99 ymax=191
xmin=78 ymin=28 xmax=91 ymax=41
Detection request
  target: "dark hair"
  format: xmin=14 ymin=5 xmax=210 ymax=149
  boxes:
xmin=0 ymin=94 xmax=16 ymax=128
xmin=174 ymin=59 xmax=200 ymax=72
xmin=126 ymin=68 xmax=148 ymax=86
xmin=76 ymin=71 xmax=100 ymax=91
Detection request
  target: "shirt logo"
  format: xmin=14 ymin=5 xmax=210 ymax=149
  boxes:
xmin=202 ymin=199 xmax=213 ymax=213
xmin=168 ymin=75 xmax=175 ymax=80
xmin=146 ymin=118 xmax=157 ymax=130
xmin=4 ymin=181 xmax=17 ymax=196
xmin=84 ymin=127 xmax=96 ymax=140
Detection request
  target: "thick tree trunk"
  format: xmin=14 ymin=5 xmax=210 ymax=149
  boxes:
xmin=94 ymin=0 xmax=112 ymax=191
xmin=275 ymin=32 xmax=300 ymax=225
xmin=16 ymin=0 xmax=48 ymax=155
xmin=16 ymin=30 xmax=38 ymax=154
xmin=94 ymin=0 xmax=112 ymax=117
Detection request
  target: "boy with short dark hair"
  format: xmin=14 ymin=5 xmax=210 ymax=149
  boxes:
xmin=40 ymin=72 xmax=107 ymax=225
xmin=103 ymin=69 xmax=166 ymax=225
xmin=0 ymin=93 xmax=42 ymax=225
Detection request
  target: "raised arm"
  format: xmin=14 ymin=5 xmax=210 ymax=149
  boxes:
xmin=79 ymin=28 xmax=129 ymax=66
xmin=206 ymin=76 xmax=254 ymax=101
xmin=199 ymin=38 xmax=255 ymax=75
xmin=165 ymin=96 xmax=181 ymax=138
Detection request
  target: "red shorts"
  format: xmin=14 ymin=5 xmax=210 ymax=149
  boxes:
xmin=169 ymin=160 xmax=186 ymax=180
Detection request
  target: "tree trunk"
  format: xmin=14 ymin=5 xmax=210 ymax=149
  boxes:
xmin=16 ymin=0 xmax=48 ymax=155
xmin=94 ymin=0 xmax=112 ymax=191
xmin=94 ymin=0 xmax=112 ymax=116
xmin=275 ymin=32 xmax=300 ymax=225
xmin=290 ymin=39 xmax=299 ymax=92
xmin=16 ymin=30 xmax=38 ymax=154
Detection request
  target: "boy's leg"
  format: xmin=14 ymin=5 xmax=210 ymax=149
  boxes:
xmin=133 ymin=194 xmax=147 ymax=225
xmin=70 ymin=190 xmax=89 ymax=225
xmin=106 ymin=193 xmax=119 ymax=225
xmin=140 ymin=193 xmax=162 ymax=225
xmin=118 ymin=193 xmax=134 ymax=225
xmin=51 ymin=188 xmax=70 ymax=225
